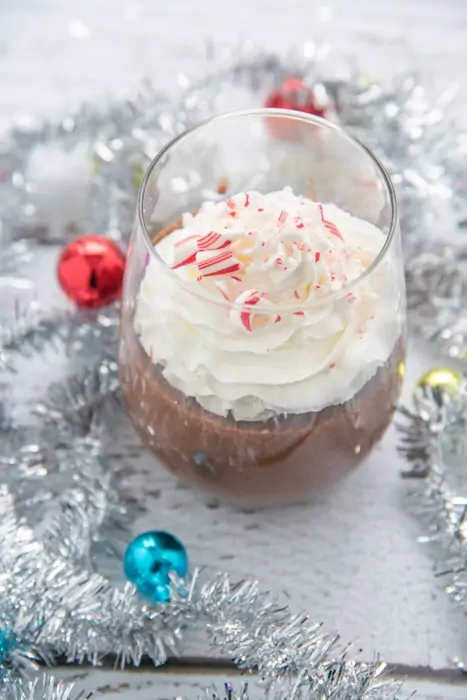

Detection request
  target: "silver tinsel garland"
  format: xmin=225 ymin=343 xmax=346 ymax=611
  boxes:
xmin=0 ymin=349 xmax=407 ymax=699
xmin=397 ymin=375 xmax=467 ymax=626
xmin=4 ymin=40 xmax=467 ymax=698
xmin=1 ymin=673 xmax=88 ymax=700
xmin=0 ymin=481 xmax=407 ymax=699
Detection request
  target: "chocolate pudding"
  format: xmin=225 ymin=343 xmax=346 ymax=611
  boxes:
xmin=120 ymin=328 xmax=404 ymax=505
xmin=119 ymin=187 xmax=406 ymax=506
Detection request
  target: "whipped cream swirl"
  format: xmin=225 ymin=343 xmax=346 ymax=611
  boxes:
xmin=135 ymin=188 xmax=403 ymax=420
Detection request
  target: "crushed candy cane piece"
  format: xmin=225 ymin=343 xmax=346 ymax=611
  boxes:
xmin=318 ymin=204 xmax=344 ymax=241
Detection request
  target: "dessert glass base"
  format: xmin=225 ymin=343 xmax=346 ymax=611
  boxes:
xmin=120 ymin=322 xmax=405 ymax=506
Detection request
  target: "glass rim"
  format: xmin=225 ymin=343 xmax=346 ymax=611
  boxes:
xmin=137 ymin=108 xmax=398 ymax=312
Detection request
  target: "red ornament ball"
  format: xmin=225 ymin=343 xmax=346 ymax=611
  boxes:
xmin=265 ymin=77 xmax=329 ymax=118
xmin=57 ymin=234 xmax=125 ymax=308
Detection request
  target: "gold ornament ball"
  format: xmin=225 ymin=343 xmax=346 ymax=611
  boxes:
xmin=415 ymin=367 xmax=463 ymax=399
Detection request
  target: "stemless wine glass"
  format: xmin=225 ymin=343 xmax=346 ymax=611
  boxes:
xmin=119 ymin=109 xmax=406 ymax=507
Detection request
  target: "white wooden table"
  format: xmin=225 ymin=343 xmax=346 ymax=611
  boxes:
xmin=2 ymin=0 xmax=467 ymax=697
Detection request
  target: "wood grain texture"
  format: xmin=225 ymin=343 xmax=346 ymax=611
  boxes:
xmin=2 ymin=0 xmax=467 ymax=692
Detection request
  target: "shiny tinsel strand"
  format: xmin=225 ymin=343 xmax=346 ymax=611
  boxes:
xmin=193 ymin=683 xmax=250 ymax=700
xmin=0 ymin=503 xmax=407 ymax=700
xmin=168 ymin=573 xmax=406 ymax=700
xmin=0 ymin=351 xmax=140 ymax=556
xmin=0 ymin=486 xmax=184 ymax=668
xmin=0 ymin=302 xmax=121 ymax=374
xmin=31 ymin=357 xmax=144 ymax=558
xmin=0 ymin=81 xmax=173 ymax=247
xmin=0 ymin=484 xmax=408 ymax=699
xmin=166 ymin=675 xmax=405 ymax=700
xmin=0 ymin=304 xmax=67 ymax=372
xmin=34 ymin=357 xmax=121 ymax=433
xmin=404 ymin=243 xmax=467 ymax=341
xmin=397 ymin=380 xmax=467 ymax=612
xmin=2 ymin=673 xmax=88 ymax=700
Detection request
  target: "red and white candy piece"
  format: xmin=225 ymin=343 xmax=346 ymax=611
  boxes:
xmin=318 ymin=204 xmax=344 ymax=241
xmin=278 ymin=209 xmax=288 ymax=227
xmin=172 ymin=230 xmax=235 ymax=270
xmin=197 ymin=231 xmax=231 ymax=251
xmin=230 ymin=289 xmax=262 ymax=333
xmin=197 ymin=249 xmax=241 ymax=278
xmin=172 ymin=234 xmax=199 ymax=269
xmin=240 ymin=297 xmax=260 ymax=332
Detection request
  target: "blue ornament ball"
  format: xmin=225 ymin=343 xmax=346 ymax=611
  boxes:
xmin=0 ymin=627 xmax=14 ymax=664
xmin=0 ymin=628 xmax=5 ymax=664
xmin=123 ymin=530 xmax=188 ymax=603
